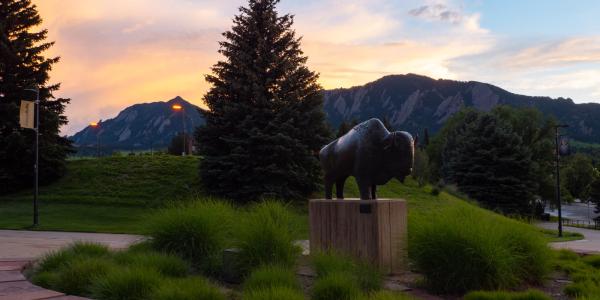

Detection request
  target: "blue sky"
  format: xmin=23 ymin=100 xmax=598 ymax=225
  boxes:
xmin=35 ymin=0 xmax=600 ymax=134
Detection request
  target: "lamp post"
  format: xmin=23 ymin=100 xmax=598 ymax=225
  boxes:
xmin=172 ymin=104 xmax=186 ymax=156
xmin=555 ymin=124 xmax=569 ymax=237
xmin=90 ymin=122 xmax=100 ymax=157
xmin=24 ymin=86 xmax=40 ymax=227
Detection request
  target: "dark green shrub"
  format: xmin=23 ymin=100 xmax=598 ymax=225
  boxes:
xmin=430 ymin=187 xmax=440 ymax=196
xmin=37 ymin=242 xmax=110 ymax=273
xmin=114 ymin=251 xmax=189 ymax=277
xmin=312 ymin=272 xmax=362 ymax=300
xmin=409 ymin=206 xmax=551 ymax=293
xmin=243 ymin=264 xmax=300 ymax=293
xmin=464 ymin=289 xmax=550 ymax=300
xmin=244 ymin=286 xmax=305 ymax=300
xmin=54 ymin=257 xmax=117 ymax=296
xmin=91 ymin=267 xmax=162 ymax=300
xmin=147 ymin=200 xmax=234 ymax=273
xmin=151 ymin=277 xmax=225 ymax=300
xmin=312 ymin=251 xmax=382 ymax=293
xmin=235 ymin=201 xmax=301 ymax=273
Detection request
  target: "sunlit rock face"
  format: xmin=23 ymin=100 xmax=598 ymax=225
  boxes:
xmin=70 ymin=96 xmax=205 ymax=151
xmin=322 ymin=73 xmax=600 ymax=143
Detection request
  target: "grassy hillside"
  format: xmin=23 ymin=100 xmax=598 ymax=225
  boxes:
xmin=0 ymin=155 xmax=200 ymax=233
xmin=0 ymin=155 xmax=564 ymax=239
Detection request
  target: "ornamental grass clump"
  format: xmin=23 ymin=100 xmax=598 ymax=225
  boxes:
xmin=113 ymin=251 xmax=189 ymax=277
xmin=312 ymin=272 xmax=362 ymax=300
xmin=146 ymin=199 xmax=235 ymax=274
xmin=312 ymin=251 xmax=383 ymax=293
xmin=234 ymin=201 xmax=302 ymax=273
xmin=53 ymin=257 xmax=117 ymax=296
xmin=244 ymin=286 xmax=305 ymax=300
xmin=409 ymin=205 xmax=551 ymax=294
xmin=243 ymin=264 xmax=300 ymax=293
xmin=90 ymin=267 xmax=162 ymax=300
xmin=463 ymin=289 xmax=550 ymax=300
xmin=151 ymin=277 xmax=225 ymax=300
xmin=36 ymin=242 xmax=110 ymax=273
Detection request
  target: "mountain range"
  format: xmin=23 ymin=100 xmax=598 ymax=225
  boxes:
xmin=70 ymin=96 xmax=204 ymax=151
xmin=69 ymin=74 xmax=600 ymax=151
xmin=323 ymin=74 xmax=600 ymax=143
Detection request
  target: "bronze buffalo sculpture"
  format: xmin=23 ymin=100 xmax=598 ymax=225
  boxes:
xmin=319 ymin=118 xmax=414 ymax=200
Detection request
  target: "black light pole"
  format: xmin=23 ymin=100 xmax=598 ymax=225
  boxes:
xmin=555 ymin=124 xmax=569 ymax=237
xmin=25 ymin=87 xmax=40 ymax=227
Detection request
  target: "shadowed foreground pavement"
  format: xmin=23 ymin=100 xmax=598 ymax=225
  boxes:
xmin=538 ymin=222 xmax=600 ymax=254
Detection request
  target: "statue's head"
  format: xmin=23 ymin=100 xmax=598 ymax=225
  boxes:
xmin=383 ymin=131 xmax=414 ymax=182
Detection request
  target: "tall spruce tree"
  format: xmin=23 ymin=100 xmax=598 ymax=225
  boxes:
xmin=443 ymin=112 xmax=536 ymax=215
xmin=0 ymin=0 xmax=72 ymax=194
xmin=196 ymin=0 xmax=330 ymax=201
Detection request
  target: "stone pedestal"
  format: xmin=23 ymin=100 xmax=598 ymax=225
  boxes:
xmin=309 ymin=199 xmax=407 ymax=274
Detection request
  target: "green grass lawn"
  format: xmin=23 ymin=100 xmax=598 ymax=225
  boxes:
xmin=0 ymin=155 xmax=200 ymax=233
xmin=0 ymin=154 xmax=584 ymax=242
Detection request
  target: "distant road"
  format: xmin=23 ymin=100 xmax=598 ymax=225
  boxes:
xmin=545 ymin=202 xmax=599 ymax=221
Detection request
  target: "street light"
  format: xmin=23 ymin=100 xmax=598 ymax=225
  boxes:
xmin=172 ymin=104 xmax=186 ymax=156
xmin=24 ymin=86 xmax=40 ymax=227
xmin=90 ymin=122 xmax=100 ymax=157
xmin=555 ymin=124 xmax=569 ymax=237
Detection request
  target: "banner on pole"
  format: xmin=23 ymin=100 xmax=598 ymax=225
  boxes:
xmin=19 ymin=100 xmax=35 ymax=129
xmin=559 ymin=136 xmax=570 ymax=156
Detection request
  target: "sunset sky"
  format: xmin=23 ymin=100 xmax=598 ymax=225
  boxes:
xmin=35 ymin=0 xmax=600 ymax=135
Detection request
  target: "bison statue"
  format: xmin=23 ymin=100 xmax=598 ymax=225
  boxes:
xmin=319 ymin=118 xmax=414 ymax=200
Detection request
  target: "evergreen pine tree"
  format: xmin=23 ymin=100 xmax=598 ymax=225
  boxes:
xmin=423 ymin=128 xmax=430 ymax=146
xmin=0 ymin=0 xmax=72 ymax=194
xmin=196 ymin=0 xmax=330 ymax=201
xmin=443 ymin=112 xmax=536 ymax=215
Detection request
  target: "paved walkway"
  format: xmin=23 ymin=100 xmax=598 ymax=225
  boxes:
xmin=0 ymin=230 xmax=144 ymax=260
xmin=0 ymin=230 xmax=143 ymax=299
xmin=538 ymin=222 xmax=600 ymax=254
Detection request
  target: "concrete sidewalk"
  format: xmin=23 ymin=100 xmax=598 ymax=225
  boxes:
xmin=538 ymin=222 xmax=600 ymax=254
xmin=0 ymin=230 xmax=143 ymax=299
xmin=0 ymin=230 xmax=144 ymax=260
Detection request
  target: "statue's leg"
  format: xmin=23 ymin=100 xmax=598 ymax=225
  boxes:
xmin=356 ymin=178 xmax=371 ymax=200
xmin=325 ymin=178 xmax=333 ymax=199
xmin=371 ymin=185 xmax=377 ymax=200
xmin=336 ymin=178 xmax=345 ymax=199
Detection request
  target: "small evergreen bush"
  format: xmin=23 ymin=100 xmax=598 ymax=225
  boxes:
xmin=243 ymin=264 xmax=300 ymax=293
xmin=147 ymin=199 xmax=235 ymax=274
xmin=151 ymin=277 xmax=225 ymax=300
xmin=464 ymin=289 xmax=550 ymax=300
xmin=91 ymin=267 xmax=162 ymax=300
xmin=409 ymin=206 xmax=551 ymax=293
xmin=234 ymin=201 xmax=301 ymax=273
xmin=244 ymin=286 xmax=305 ymax=300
